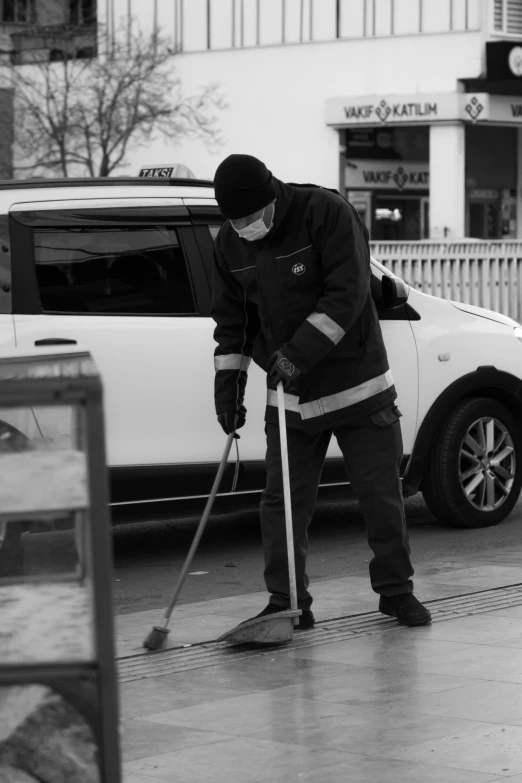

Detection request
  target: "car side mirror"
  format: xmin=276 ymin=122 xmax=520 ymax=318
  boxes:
xmin=381 ymin=275 xmax=409 ymax=309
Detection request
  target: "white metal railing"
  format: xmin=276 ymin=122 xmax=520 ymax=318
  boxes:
xmin=370 ymin=241 xmax=522 ymax=323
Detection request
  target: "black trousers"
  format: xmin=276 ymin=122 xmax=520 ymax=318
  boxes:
xmin=260 ymin=409 xmax=414 ymax=610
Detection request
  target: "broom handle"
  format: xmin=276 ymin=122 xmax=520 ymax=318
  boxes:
xmin=277 ymin=382 xmax=299 ymax=616
xmin=162 ymin=432 xmax=235 ymax=624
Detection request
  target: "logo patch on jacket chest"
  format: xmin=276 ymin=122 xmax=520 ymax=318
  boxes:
xmin=292 ymin=263 xmax=306 ymax=275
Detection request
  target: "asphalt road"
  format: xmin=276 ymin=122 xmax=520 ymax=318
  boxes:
xmin=111 ymin=488 xmax=522 ymax=615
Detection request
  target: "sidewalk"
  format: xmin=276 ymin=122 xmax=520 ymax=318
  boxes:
xmin=116 ymin=548 xmax=522 ymax=782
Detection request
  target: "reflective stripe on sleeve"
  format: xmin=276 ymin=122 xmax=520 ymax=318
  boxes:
xmin=300 ymin=370 xmax=394 ymax=419
xmin=214 ymin=354 xmax=252 ymax=372
xmin=306 ymin=311 xmax=346 ymax=345
xmin=266 ymin=389 xmax=301 ymax=414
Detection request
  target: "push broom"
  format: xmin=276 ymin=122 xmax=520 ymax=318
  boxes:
xmin=217 ymin=381 xmax=301 ymax=645
xmin=143 ymin=431 xmax=236 ymax=651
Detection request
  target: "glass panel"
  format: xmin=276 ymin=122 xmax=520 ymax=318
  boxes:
xmin=467 ymin=0 xmax=481 ymax=30
xmin=311 ymin=0 xmax=336 ymax=40
xmin=181 ymin=0 xmax=207 ymax=50
xmin=373 ymin=196 xmax=421 ymax=240
xmin=34 ymin=225 xmax=197 ymax=315
xmin=451 ymin=0 xmax=469 ymax=30
xmin=259 ymin=0 xmax=283 ymax=44
xmin=0 ymin=513 xmax=85 ymax=582
xmin=242 ymin=0 xmax=258 ymax=45
xmin=374 ymin=0 xmax=392 ymax=35
xmin=393 ymin=0 xmax=420 ymax=34
xmin=3 ymin=0 xmax=15 ymax=21
xmin=339 ymin=0 xmax=364 ymax=37
xmin=0 ymin=404 xmax=76 ymax=451
xmin=421 ymin=0 xmax=451 ymax=32
xmin=284 ymin=0 xmax=303 ymax=42
xmin=0 ymin=402 xmax=87 ymax=584
xmin=210 ymin=0 xmax=234 ymax=48
xmin=0 ymin=686 xmax=100 ymax=776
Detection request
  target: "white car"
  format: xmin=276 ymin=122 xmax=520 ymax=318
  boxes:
xmin=0 ymin=175 xmax=520 ymax=531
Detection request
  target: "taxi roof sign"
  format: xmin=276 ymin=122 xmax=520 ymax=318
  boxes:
xmin=138 ymin=164 xmax=196 ymax=179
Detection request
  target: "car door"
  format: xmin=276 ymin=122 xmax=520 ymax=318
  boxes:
xmin=0 ymin=213 xmax=24 ymax=446
xmin=320 ymin=260 xmax=420 ymax=471
xmin=9 ymin=197 xmax=225 ymax=467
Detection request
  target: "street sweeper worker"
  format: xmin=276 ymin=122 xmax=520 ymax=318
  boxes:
xmin=211 ymin=153 xmax=431 ymax=630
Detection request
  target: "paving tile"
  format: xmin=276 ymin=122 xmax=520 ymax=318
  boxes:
xmin=410 ymin=614 xmax=522 ymax=644
xmin=287 ymin=632 xmax=471 ymax=669
xmin=137 ymin=690 xmax=364 ymax=736
xmin=419 ymin=565 xmax=522 ymax=589
xmin=383 ymin=723 xmax=522 ymax=775
xmin=169 ymin=653 xmax=357 ymax=693
xmin=121 ymin=718 xmax=232 ymax=761
xmin=265 ymin=665 xmax=480 ymax=708
xmin=484 ymin=605 xmax=522 ymax=619
xmin=119 ymin=675 xmax=248 ymax=719
xmin=390 ymin=680 xmax=522 ymax=723
xmin=266 ymin=755 xmax=503 ymax=783
xmin=251 ymin=706 xmax=482 ymax=755
xmin=384 ymin=640 xmax=522 ymax=682
xmin=125 ymin=738 xmax=349 ymax=783
xmin=117 ymin=614 xmax=246 ymax=656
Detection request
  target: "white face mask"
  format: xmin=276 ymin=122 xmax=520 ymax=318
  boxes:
xmin=233 ymin=204 xmax=274 ymax=242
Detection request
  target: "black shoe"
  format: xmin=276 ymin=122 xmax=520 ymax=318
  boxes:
xmin=379 ymin=593 xmax=432 ymax=627
xmin=247 ymin=604 xmax=315 ymax=630
xmin=297 ymin=610 xmax=315 ymax=630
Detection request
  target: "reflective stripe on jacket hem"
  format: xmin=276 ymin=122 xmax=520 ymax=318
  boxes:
xmin=266 ymin=389 xmax=301 ymax=413
xmin=306 ymin=311 xmax=345 ymax=345
xmin=214 ymin=354 xmax=252 ymax=372
xmin=266 ymin=370 xmax=394 ymax=419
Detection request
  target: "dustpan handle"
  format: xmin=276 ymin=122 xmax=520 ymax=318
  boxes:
xmin=162 ymin=432 xmax=235 ymax=623
xmin=277 ymin=382 xmax=299 ymax=615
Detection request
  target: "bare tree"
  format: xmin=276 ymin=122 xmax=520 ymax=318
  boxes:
xmin=6 ymin=26 xmax=226 ymax=178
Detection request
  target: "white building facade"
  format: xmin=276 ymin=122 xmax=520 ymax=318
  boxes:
xmin=101 ymin=0 xmax=522 ymax=241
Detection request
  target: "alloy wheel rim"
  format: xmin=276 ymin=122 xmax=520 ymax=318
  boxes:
xmin=459 ymin=417 xmax=516 ymax=512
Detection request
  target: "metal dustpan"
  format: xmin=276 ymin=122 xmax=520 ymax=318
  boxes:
xmin=219 ymin=383 xmax=302 ymax=646
xmin=217 ymin=609 xmax=301 ymax=645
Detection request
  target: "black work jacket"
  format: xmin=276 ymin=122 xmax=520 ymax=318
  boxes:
xmin=211 ymin=179 xmax=396 ymax=433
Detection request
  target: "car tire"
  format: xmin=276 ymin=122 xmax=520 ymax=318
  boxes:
xmin=422 ymin=397 xmax=522 ymax=529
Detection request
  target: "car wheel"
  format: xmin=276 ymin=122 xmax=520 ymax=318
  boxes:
xmin=422 ymin=397 xmax=522 ymax=528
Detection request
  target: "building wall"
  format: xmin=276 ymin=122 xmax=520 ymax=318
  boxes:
xmin=116 ymin=31 xmax=484 ymax=184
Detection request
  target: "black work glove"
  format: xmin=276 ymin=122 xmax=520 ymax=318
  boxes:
xmin=267 ymin=351 xmax=302 ymax=390
xmin=217 ymin=405 xmax=246 ymax=437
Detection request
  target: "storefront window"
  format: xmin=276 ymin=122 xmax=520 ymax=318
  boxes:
xmin=344 ymin=126 xmax=429 ymax=240
xmin=465 ymin=126 xmax=517 ymax=239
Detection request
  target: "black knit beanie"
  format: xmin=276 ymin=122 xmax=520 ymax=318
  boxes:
xmin=214 ymin=154 xmax=277 ymax=219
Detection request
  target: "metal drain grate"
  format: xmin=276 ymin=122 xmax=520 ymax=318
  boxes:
xmin=118 ymin=582 xmax=522 ymax=683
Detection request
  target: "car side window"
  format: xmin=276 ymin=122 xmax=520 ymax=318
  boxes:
xmin=33 ymin=225 xmax=197 ymax=315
